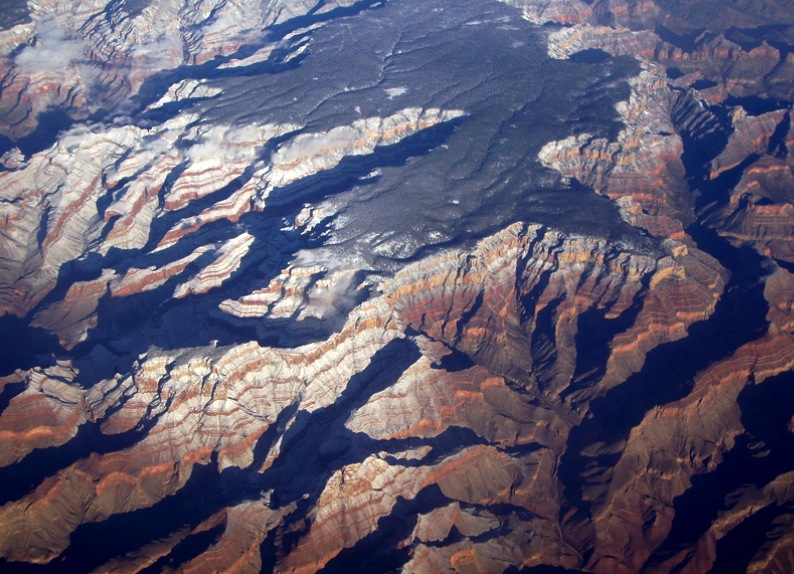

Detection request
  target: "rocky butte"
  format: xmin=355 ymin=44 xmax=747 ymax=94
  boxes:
xmin=0 ymin=0 xmax=793 ymax=572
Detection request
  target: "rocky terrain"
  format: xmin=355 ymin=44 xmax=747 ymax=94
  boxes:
xmin=1 ymin=0 xmax=793 ymax=572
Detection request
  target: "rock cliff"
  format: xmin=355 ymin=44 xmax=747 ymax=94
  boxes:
xmin=1 ymin=0 xmax=794 ymax=572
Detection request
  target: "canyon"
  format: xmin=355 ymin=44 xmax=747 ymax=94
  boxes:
xmin=1 ymin=0 xmax=793 ymax=572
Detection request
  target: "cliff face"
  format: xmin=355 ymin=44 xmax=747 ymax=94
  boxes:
xmin=1 ymin=0 xmax=794 ymax=572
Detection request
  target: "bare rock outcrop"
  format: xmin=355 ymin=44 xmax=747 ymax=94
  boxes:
xmin=1 ymin=0 xmax=794 ymax=572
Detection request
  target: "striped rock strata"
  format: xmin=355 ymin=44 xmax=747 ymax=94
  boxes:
xmin=2 ymin=0 xmax=794 ymax=572
xmin=0 ymin=222 xmax=725 ymax=570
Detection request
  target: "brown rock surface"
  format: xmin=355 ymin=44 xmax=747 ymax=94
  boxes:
xmin=2 ymin=0 xmax=794 ymax=572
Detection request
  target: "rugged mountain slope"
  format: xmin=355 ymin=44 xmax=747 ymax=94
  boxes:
xmin=1 ymin=0 xmax=793 ymax=572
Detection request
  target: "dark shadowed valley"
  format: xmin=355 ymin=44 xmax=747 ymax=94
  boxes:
xmin=1 ymin=0 xmax=794 ymax=572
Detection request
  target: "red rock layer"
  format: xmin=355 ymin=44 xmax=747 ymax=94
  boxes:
xmin=0 ymin=364 xmax=85 ymax=467
xmin=582 ymin=267 xmax=794 ymax=573
xmin=1 ymin=1 xmax=794 ymax=572
xmin=704 ymin=115 xmax=794 ymax=264
xmin=30 ymin=269 xmax=115 ymax=349
xmin=0 ymin=216 xmax=726 ymax=570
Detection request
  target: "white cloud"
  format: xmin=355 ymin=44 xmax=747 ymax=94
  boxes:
xmin=303 ymin=271 xmax=361 ymax=323
xmin=129 ymin=31 xmax=184 ymax=71
xmin=14 ymin=19 xmax=88 ymax=78
xmin=186 ymin=123 xmax=293 ymax=164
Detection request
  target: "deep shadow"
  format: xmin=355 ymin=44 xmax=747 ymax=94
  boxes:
xmin=0 ymin=458 xmax=223 ymax=573
xmin=0 ymin=315 xmax=60 ymax=376
xmin=654 ymin=25 xmax=706 ymax=52
xmin=317 ymin=485 xmax=450 ymax=574
xmin=0 ymin=402 xmax=167 ymax=506
xmin=564 ymin=275 xmax=650 ymax=401
xmin=138 ymin=523 xmax=225 ymax=574
xmin=14 ymin=110 xmax=74 ymax=157
xmin=724 ymin=95 xmax=791 ymax=116
xmin=59 ymin=459 xmax=225 ymax=572
xmin=767 ymin=110 xmax=790 ymax=157
xmin=558 ymin=226 xmax=770 ymax=533
xmin=507 ymin=565 xmax=588 ymax=573
xmin=7 ymin=110 xmax=464 ymax=390
xmin=671 ymin=88 xmax=732 ymax=184
xmin=710 ymin=504 xmax=794 ymax=573
xmin=644 ymin=370 xmax=794 ymax=568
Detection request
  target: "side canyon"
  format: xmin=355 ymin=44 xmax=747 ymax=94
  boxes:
xmin=1 ymin=0 xmax=793 ymax=572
